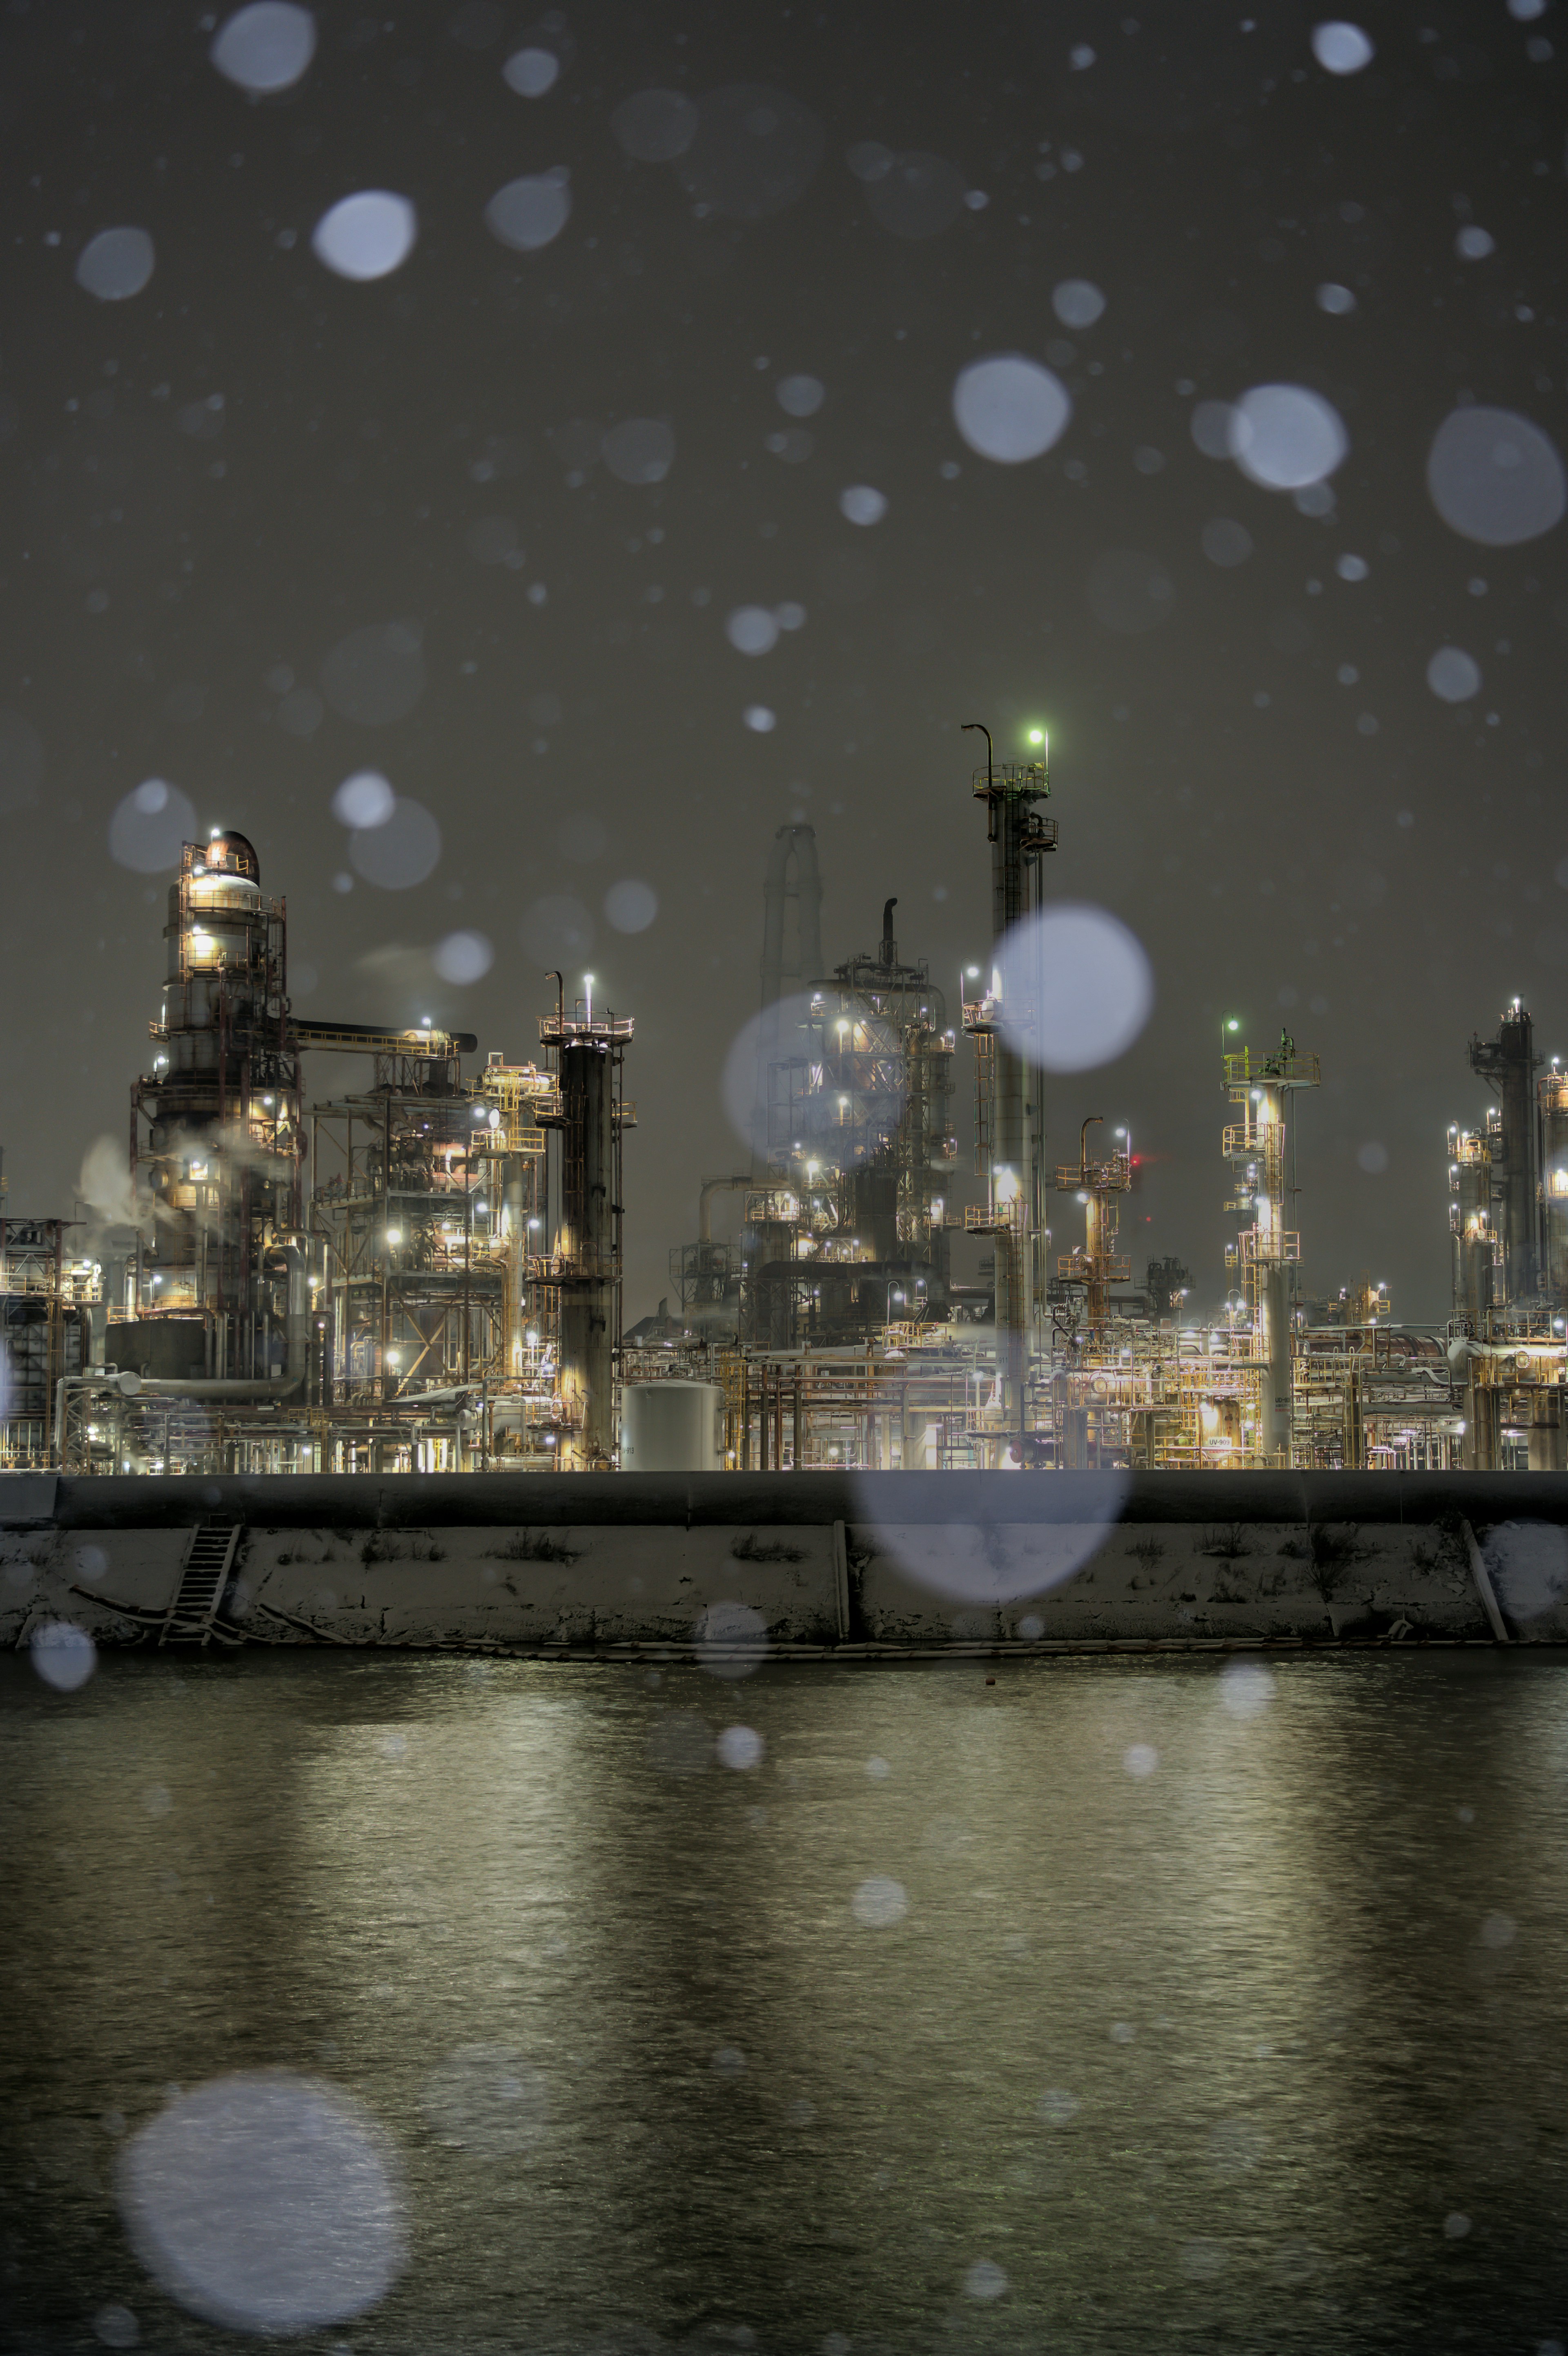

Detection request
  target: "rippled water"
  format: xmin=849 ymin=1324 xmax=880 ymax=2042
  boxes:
xmin=5 ymin=1649 xmax=1568 ymax=2352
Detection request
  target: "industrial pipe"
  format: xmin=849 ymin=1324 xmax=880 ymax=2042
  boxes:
xmin=57 ymin=1368 xmax=309 ymax=1468
xmin=283 ymin=1242 xmax=310 ymax=1388
xmin=133 ymin=1379 xmax=304 ymax=1401
xmin=699 ymin=1175 xmax=752 ymax=1244
xmin=373 ymin=1385 xmax=479 ymax=1411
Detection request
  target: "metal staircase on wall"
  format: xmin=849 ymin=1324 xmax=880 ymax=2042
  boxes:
xmin=160 ymin=1524 xmax=241 ymax=1647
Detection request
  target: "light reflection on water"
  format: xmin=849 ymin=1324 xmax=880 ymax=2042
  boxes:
xmin=4 ymin=1650 xmax=1568 ymax=2350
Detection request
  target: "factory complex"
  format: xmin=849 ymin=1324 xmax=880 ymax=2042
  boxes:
xmin=4 ymin=740 xmax=1563 ymax=1481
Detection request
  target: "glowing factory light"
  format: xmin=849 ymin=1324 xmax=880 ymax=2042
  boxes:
xmin=1226 ymin=1018 xmax=1240 ymax=1033
xmin=526 ymin=1329 xmax=539 ymax=1346
xmin=386 ymin=1227 xmax=403 ymax=1245
xmin=966 ymin=965 xmax=981 ymax=978
xmin=1027 ymin=726 xmax=1046 ymax=747
xmin=995 ymin=1167 xmax=1020 ymax=1204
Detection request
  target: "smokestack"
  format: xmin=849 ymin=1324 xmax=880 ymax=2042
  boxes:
xmin=759 ymin=823 xmax=823 ymax=1010
xmin=879 ymin=897 xmax=898 ymax=969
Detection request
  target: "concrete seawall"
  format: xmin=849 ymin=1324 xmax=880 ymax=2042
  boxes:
xmin=7 ymin=1471 xmax=1568 ymax=1654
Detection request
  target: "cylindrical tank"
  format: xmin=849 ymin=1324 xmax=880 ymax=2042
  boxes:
xmin=621 ymin=1380 xmax=724 ymax=1472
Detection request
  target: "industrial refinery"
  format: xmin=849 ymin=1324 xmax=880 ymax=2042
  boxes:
xmin=2 ymin=739 xmax=1564 ymax=1479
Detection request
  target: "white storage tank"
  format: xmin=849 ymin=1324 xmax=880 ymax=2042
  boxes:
xmin=621 ymin=1380 xmax=725 ymax=1472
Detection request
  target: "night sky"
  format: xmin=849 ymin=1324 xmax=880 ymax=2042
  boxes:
xmin=1 ymin=0 xmax=1564 ymax=1323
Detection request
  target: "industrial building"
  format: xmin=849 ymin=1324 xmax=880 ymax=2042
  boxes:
xmin=1444 ymin=1000 xmax=1568 ymax=1470
xmin=3 ymin=738 xmax=1565 ymax=1477
xmin=11 ymin=828 xmax=631 ymax=1476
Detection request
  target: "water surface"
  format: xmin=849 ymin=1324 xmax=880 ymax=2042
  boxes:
xmin=4 ymin=1649 xmax=1568 ymax=2352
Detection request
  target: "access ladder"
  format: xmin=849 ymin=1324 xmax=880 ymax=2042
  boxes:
xmin=159 ymin=1524 xmax=242 ymax=1647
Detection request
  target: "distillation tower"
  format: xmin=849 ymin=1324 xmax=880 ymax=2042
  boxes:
xmin=959 ymin=729 xmax=1057 ymax=1463
xmin=1543 ymin=1056 xmax=1568 ymax=1301
xmin=742 ymin=898 xmax=955 ymax=1347
xmin=538 ymin=982 xmax=634 ymax=1469
xmin=1448 ymin=1120 xmax=1496 ymax=1326
xmin=1444 ymin=1000 xmax=1566 ymax=1470
xmin=1054 ymin=1118 xmax=1133 ymax=1334
xmin=1468 ymin=1000 xmax=1540 ymax=1304
xmin=1222 ymin=1029 xmax=1320 ymax=1465
xmin=128 ymin=831 xmax=308 ymax=1390
xmin=675 ymin=826 xmax=955 ymax=1351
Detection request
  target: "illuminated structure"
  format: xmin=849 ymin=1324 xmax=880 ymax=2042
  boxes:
xmin=537 ymin=981 xmax=634 ymax=1469
xmin=126 ymin=832 xmax=306 ymax=1390
xmin=743 ymin=897 xmax=954 ymax=1347
xmin=91 ymin=829 xmax=610 ymax=1473
xmin=1442 ymin=1002 xmax=1567 ymax=1470
xmin=48 ymin=798 xmax=1568 ymax=1480
xmin=1054 ymin=1119 xmax=1133 ymax=1332
xmin=1221 ymin=1029 xmax=1320 ymax=1465
xmin=1449 ymin=1122 xmax=1497 ymax=1325
xmin=1469 ymin=1001 xmax=1540 ymax=1303
xmin=307 ymin=1037 xmax=555 ymax=1429
xmin=1543 ymin=1060 xmax=1568 ymax=1301
xmin=674 ymin=845 xmax=956 ymax=1352
xmin=960 ymin=726 xmax=1056 ymax=1465
xmin=0 ymin=1218 xmax=98 ymax=1466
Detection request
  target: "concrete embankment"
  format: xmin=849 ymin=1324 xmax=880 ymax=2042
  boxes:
xmin=6 ymin=1470 xmax=1568 ymax=1654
